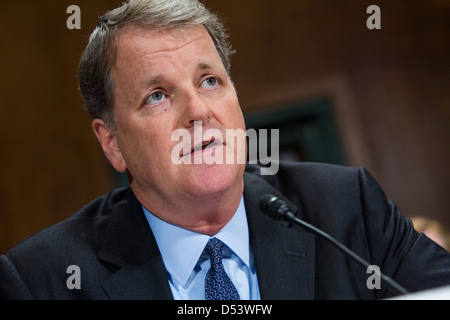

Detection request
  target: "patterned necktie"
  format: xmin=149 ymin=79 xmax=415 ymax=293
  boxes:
xmin=204 ymin=237 xmax=240 ymax=300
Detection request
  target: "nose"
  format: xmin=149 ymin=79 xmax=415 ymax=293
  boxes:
xmin=180 ymin=89 xmax=212 ymax=128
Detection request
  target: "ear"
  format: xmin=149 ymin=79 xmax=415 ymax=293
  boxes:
xmin=92 ymin=119 xmax=127 ymax=173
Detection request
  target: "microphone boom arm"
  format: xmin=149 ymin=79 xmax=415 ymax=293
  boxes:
xmin=260 ymin=194 xmax=408 ymax=297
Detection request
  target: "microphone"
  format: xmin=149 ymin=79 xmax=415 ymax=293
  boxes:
xmin=259 ymin=194 xmax=408 ymax=296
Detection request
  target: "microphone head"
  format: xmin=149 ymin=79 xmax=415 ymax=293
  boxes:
xmin=259 ymin=194 xmax=292 ymax=222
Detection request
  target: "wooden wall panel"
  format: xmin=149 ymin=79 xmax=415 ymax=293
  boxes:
xmin=1 ymin=0 xmax=449 ymax=253
xmin=206 ymin=0 xmax=450 ymax=227
xmin=0 ymin=1 xmax=118 ymax=253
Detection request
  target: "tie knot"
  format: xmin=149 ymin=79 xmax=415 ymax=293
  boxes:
xmin=205 ymin=237 xmax=225 ymax=259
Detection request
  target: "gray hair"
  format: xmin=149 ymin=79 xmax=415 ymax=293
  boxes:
xmin=78 ymin=0 xmax=234 ymax=128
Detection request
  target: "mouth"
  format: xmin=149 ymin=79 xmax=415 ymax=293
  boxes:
xmin=180 ymin=137 xmax=221 ymax=157
xmin=192 ymin=137 xmax=217 ymax=153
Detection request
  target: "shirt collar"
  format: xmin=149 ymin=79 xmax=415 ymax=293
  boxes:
xmin=142 ymin=196 xmax=249 ymax=287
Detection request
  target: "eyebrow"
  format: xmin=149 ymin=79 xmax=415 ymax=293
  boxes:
xmin=143 ymin=75 xmax=164 ymax=88
xmin=141 ymin=62 xmax=218 ymax=88
xmin=196 ymin=62 xmax=215 ymax=72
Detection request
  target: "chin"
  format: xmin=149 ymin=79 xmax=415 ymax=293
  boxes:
xmin=183 ymin=162 xmax=244 ymax=199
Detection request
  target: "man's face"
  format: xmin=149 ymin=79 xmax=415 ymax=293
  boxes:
xmin=95 ymin=25 xmax=246 ymax=207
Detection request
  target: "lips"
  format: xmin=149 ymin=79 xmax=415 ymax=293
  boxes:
xmin=180 ymin=136 xmax=223 ymax=158
xmin=192 ymin=137 xmax=217 ymax=152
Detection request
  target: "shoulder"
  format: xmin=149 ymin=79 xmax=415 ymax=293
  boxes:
xmin=244 ymin=161 xmax=389 ymax=237
xmin=245 ymin=161 xmax=365 ymax=197
xmin=246 ymin=160 xmax=359 ymax=179
xmin=4 ymin=187 xmax=132 ymax=272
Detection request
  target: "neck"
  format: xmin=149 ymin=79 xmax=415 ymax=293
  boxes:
xmin=132 ymin=179 xmax=244 ymax=236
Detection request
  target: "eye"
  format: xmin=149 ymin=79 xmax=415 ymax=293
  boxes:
xmin=201 ymin=77 xmax=219 ymax=89
xmin=144 ymin=91 xmax=166 ymax=106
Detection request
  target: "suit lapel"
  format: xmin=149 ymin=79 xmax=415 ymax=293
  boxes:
xmin=97 ymin=188 xmax=173 ymax=300
xmin=244 ymin=172 xmax=316 ymax=300
xmin=96 ymin=171 xmax=316 ymax=300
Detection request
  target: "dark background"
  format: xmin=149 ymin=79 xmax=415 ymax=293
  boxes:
xmin=1 ymin=0 xmax=449 ymax=253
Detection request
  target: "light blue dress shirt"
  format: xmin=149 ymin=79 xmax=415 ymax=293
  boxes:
xmin=142 ymin=196 xmax=261 ymax=300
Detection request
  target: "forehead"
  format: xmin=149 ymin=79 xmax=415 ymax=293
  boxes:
xmin=110 ymin=24 xmax=225 ymax=108
xmin=113 ymin=24 xmax=218 ymax=67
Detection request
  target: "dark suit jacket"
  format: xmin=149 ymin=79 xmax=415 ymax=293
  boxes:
xmin=1 ymin=162 xmax=450 ymax=300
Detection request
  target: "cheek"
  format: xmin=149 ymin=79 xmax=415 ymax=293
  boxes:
xmin=218 ymin=95 xmax=245 ymax=129
xmin=118 ymin=119 xmax=175 ymax=166
xmin=115 ymin=121 xmax=147 ymax=164
xmin=230 ymin=107 xmax=246 ymax=131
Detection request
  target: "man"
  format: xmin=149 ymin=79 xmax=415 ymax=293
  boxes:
xmin=1 ymin=0 xmax=449 ymax=300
